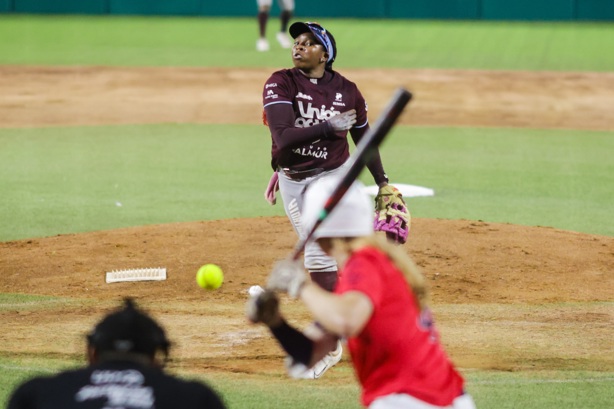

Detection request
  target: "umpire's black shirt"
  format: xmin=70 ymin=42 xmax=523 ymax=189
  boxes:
xmin=8 ymin=360 xmax=226 ymax=409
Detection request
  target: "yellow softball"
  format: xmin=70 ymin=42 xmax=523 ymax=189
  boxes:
xmin=196 ymin=264 xmax=224 ymax=290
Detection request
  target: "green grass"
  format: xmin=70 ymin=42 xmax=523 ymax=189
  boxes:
xmin=1 ymin=16 xmax=614 ymax=71
xmin=376 ymin=127 xmax=614 ymax=237
xmin=190 ymin=370 xmax=614 ymax=409
xmin=0 ymin=293 xmax=77 ymax=311
xmin=0 ymin=124 xmax=280 ymax=241
xmin=1 ymin=125 xmax=611 ymax=242
xmin=2 ymin=352 xmax=613 ymax=409
xmin=205 ymin=371 xmax=363 ymax=409
xmin=464 ymin=371 xmax=614 ymax=409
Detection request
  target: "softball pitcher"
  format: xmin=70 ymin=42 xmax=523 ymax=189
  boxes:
xmin=263 ymin=21 xmax=395 ymax=292
xmin=261 ymin=21 xmax=409 ymax=379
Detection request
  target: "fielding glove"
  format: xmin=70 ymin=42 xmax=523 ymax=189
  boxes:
xmin=373 ymin=184 xmax=411 ymax=244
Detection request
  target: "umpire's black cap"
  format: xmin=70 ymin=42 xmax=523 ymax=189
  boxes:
xmin=87 ymin=298 xmax=170 ymax=359
xmin=290 ymin=22 xmax=337 ymax=69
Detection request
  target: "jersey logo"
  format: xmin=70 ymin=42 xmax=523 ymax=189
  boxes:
xmin=417 ymin=308 xmax=440 ymax=343
xmin=296 ymin=92 xmax=313 ymax=100
xmin=265 ymin=83 xmax=278 ymax=88
xmin=265 ymin=89 xmax=279 ymax=100
xmin=333 ymin=92 xmax=346 ymax=107
xmin=295 ymin=101 xmax=338 ymax=128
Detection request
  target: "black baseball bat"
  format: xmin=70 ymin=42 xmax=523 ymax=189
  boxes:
xmin=290 ymin=87 xmax=413 ymax=260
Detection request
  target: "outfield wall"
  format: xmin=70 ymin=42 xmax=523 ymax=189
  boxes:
xmin=1 ymin=0 xmax=613 ymax=21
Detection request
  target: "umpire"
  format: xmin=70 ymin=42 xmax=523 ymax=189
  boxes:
xmin=8 ymin=298 xmax=226 ymax=409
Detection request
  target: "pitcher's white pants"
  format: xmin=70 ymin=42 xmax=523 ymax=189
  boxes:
xmin=277 ymin=161 xmax=350 ymax=273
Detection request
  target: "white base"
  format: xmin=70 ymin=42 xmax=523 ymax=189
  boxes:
xmin=106 ymin=267 xmax=167 ymax=283
xmin=364 ymin=183 xmax=435 ymax=198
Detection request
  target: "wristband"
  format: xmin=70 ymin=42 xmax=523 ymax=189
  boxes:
xmin=270 ymin=320 xmax=313 ymax=365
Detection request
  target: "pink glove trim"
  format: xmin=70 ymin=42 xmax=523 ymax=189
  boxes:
xmin=373 ymin=202 xmax=410 ymax=244
xmin=265 ymin=172 xmax=280 ymax=205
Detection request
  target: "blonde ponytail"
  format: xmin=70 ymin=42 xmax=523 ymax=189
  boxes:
xmin=339 ymin=235 xmax=429 ymax=311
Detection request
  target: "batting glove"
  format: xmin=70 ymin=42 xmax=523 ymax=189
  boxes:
xmin=267 ymin=258 xmax=307 ymax=298
xmin=246 ymin=289 xmax=282 ymax=327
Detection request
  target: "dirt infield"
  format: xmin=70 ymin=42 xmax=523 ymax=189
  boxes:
xmin=2 ymin=66 xmax=614 ymax=130
xmin=1 ymin=67 xmax=613 ymax=379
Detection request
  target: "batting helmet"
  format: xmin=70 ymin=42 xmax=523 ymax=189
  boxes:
xmin=302 ymin=176 xmax=373 ymax=240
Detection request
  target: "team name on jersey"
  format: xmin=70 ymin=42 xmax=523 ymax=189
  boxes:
xmin=292 ymin=144 xmax=328 ymax=160
xmin=295 ymin=101 xmax=339 ymax=128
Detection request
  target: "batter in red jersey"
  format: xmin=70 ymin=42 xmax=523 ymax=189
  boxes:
xmin=249 ymin=177 xmax=477 ymax=408
xmin=338 ymin=247 xmax=466 ymax=407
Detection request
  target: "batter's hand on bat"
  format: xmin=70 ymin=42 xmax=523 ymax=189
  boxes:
xmin=246 ymin=289 xmax=282 ymax=326
xmin=328 ymin=109 xmax=357 ymax=132
xmin=267 ymin=258 xmax=307 ymax=298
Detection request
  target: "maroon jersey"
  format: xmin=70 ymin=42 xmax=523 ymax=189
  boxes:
xmin=263 ymin=68 xmax=369 ymax=173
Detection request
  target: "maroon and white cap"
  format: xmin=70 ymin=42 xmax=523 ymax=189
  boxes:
xmin=289 ymin=21 xmax=337 ymax=65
